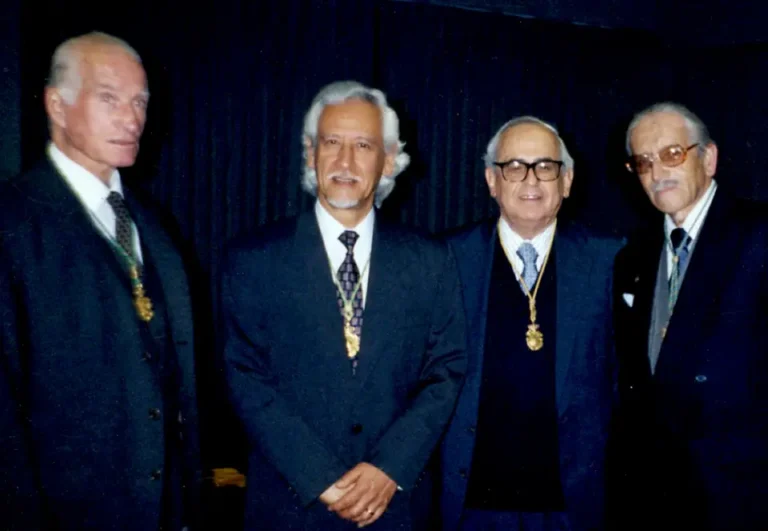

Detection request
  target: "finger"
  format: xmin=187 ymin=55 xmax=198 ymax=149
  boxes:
xmin=335 ymin=466 xmax=364 ymax=489
xmin=329 ymin=482 xmax=367 ymax=513
xmin=358 ymin=506 xmax=384 ymax=528
xmin=340 ymin=489 xmax=377 ymax=521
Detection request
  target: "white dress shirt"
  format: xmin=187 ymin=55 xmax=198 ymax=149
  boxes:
xmin=48 ymin=143 xmax=143 ymax=262
xmin=315 ymin=201 xmax=374 ymax=306
xmin=663 ymin=180 xmax=717 ymax=279
xmin=497 ymin=217 xmax=557 ymax=283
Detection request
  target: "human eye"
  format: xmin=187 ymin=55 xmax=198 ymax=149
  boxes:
xmin=536 ymin=160 xmax=556 ymax=172
xmin=133 ymin=98 xmax=148 ymax=111
xmin=98 ymin=92 xmax=116 ymax=104
xmin=356 ymin=141 xmax=372 ymax=150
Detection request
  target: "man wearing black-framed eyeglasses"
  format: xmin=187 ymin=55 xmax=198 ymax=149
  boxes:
xmin=614 ymin=102 xmax=768 ymax=531
xmin=437 ymin=116 xmax=623 ymax=531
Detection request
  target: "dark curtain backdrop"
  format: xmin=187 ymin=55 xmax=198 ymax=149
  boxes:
xmin=14 ymin=0 xmax=768 ymax=519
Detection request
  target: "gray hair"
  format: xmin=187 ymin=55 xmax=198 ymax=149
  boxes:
xmin=625 ymin=102 xmax=713 ymax=155
xmin=301 ymin=80 xmax=411 ymax=208
xmin=483 ymin=116 xmax=574 ymax=172
xmin=48 ymin=31 xmax=142 ymax=105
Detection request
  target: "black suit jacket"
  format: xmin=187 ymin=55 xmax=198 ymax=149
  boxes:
xmin=614 ymin=190 xmax=768 ymax=530
xmin=0 ymin=160 xmax=201 ymax=530
xmin=438 ymin=219 xmax=623 ymax=531
xmin=221 ymin=211 xmax=467 ymax=530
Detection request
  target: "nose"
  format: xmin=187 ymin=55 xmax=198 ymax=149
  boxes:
xmin=337 ymin=142 xmax=353 ymax=168
xmin=522 ymin=165 xmax=538 ymax=185
xmin=115 ymin=102 xmax=142 ymax=135
xmin=648 ymin=158 xmax=668 ymax=182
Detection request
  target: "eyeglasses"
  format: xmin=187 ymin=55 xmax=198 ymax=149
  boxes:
xmin=492 ymin=158 xmax=564 ymax=182
xmin=626 ymin=144 xmax=699 ymax=175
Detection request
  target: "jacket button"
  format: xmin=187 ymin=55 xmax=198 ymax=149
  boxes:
xmin=150 ymin=468 xmax=162 ymax=481
xmin=459 ymin=468 xmax=467 ymax=479
xmin=351 ymin=423 xmax=363 ymax=435
xmin=467 ymin=426 xmax=476 ymax=434
xmin=149 ymin=408 xmax=162 ymax=420
xmin=695 ymin=375 xmax=708 ymax=383
xmin=142 ymin=351 xmax=152 ymax=361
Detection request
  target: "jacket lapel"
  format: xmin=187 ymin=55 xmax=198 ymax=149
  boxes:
xmin=656 ymin=192 xmax=742 ymax=373
xmin=353 ymin=221 xmax=416 ymax=387
xmin=554 ymin=225 xmax=594 ymax=414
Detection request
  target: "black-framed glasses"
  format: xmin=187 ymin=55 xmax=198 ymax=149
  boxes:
xmin=492 ymin=158 xmax=564 ymax=182
xmin=626 ymin=143 xmax=699 ymax=175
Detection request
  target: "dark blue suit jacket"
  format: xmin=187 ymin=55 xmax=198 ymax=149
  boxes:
xmin=438 ymin=219 xmax=622 ymax=531
xmin=221 ymin=211 xmax=467 ymax=530
xmin=615 ymin=191 xmax=768 ymax=530
xmin=0 ymin=160 xmax=201 ymax=530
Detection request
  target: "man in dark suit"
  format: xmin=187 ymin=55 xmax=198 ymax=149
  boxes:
xmin=615 ymin=102 xmax=768 ymax=530
xmin=0 ymin=32 xmax=200 ymax=530
xmin=221 ymin=81 xmax=466 ymax=530
xmin=437 ymin=117 xmax=622 ymax=531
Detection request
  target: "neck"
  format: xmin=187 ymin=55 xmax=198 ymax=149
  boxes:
xmin=320 ymin=198 xmax=373 ymax=229
xmin=670 ymin=179 xmax=713 ymax=227
xmin=51 ymin=135 xmax=114 ymax=185
xmin=503 ymin=216 xmax=554 ymax=240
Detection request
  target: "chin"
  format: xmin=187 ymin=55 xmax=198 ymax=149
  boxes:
xmin=327 ymin=197 xmax=362 ymax=209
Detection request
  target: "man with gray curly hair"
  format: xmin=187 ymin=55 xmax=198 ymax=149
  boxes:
xmin=222 ymin=81 xmax=466 ymax=530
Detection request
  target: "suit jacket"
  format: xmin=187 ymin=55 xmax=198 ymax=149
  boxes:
xmin=438 ymin=219 xmax=623 ymax=531
xmin=0 ymin=159 xmax=201 ymax=530
xmin=614 ymin=190 xmax=768 ymax=530
xmin=221 ymin=211 xmax=467 ymax=530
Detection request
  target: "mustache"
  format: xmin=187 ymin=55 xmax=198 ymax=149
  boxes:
xmin=328 ymin=171 xmax=362 ymax=182
xmin=651 ymin=179 xmax=678 ymax=193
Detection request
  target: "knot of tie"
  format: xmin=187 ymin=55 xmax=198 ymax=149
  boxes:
xmin=516 ymin=242 xmax=539 ymax=290
xmin=670 ymin=227 xmax=690 ymax=252
xmin=338 ymin=230 xmax=359 ymax=252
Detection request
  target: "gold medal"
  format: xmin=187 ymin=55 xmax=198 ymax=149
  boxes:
xmin=526 ymin=324 xmax=544 ymax=351
xmin=129 ymin=266 xmax=154 ymax=322
xmin=497 ymin=220 xmax=557 ymax=352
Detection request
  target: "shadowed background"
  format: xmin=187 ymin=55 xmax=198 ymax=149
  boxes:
xmin=2 ymin=0 xmax=767 ymax=526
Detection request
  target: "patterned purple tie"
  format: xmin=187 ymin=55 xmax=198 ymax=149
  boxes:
xmin=336 ymin=230 xmax=364 ymax=339
xmin=106 ymin=191 xmax=135 ymax=260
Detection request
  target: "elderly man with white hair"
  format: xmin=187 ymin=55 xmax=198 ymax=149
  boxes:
xmin=221 ymin=81 xmax=467 ymax=530
xmin=437 ymin=116 xmax=623 ymax=531
xmin=0 ymin=32 xmax=201 ymax=530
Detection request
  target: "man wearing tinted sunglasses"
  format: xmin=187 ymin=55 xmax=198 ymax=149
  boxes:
xmin=614 ymin=102 xmax=768 ymax=530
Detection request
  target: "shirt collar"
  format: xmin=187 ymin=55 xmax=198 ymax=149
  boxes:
xmin=498 ymin=217 xmax=557 ymax=261
xmin=664 ymin=180 xmax=717 ymax=243
xmin=48 ymin=142 xmax=123 ymax=213
xmin=314 ymin=201 xmax=375 ymax=264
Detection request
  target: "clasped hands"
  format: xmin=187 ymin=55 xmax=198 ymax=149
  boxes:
xmin=319 ymin=462 xmax=397 ymax=528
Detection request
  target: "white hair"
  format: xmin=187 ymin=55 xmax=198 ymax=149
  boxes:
xmin=301 ymin=80 xmax=411 ymax=207
xmin=483 ymin=115 xmax=574 ymax=172
xmin=48 ymin=31 xmax=142 ymax=105
xmin=625 ymin=102 xmax=713 ymax=155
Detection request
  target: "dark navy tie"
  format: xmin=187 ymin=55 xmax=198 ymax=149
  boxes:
xmin=106 ymin=191 xmax=135 ymax=260
xmin=668 ymin=227 xmax=692 ymax=312
xmin=336 ymin=230 xmax=364 ymax=337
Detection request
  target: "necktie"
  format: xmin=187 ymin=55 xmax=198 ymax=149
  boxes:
xmin=336 ymin=230 xmax=364 ymax=338
xmin=516 ymin=242 xmax=539 ymax=292
xmin=106 ymin=191 xmax=135 ymax=260
xmin=668 ymin=227 xmax=691 ymax=312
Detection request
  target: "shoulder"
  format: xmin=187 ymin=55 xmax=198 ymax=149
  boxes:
xmin=440 ymin=218 xmax=496 ymax=252
xmin=222 ymin=215 xmax=302 ymax=271
xmin=559 ymin=220 xmax=625 ymax=253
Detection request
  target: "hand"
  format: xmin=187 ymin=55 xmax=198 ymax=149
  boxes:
xmin=319 ymin=482 xmax=354 ymax=506
xmin=328 ymin=462 xmax=397 ymax=528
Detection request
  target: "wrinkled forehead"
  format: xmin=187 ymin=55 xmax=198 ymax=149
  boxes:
xmin=630 ymin=112 xmax=691 ymax=154
xmin=496 ymin=123 xmax=559 ymax=161
xmin=80 ymin=44 xmax=148 ymax=92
